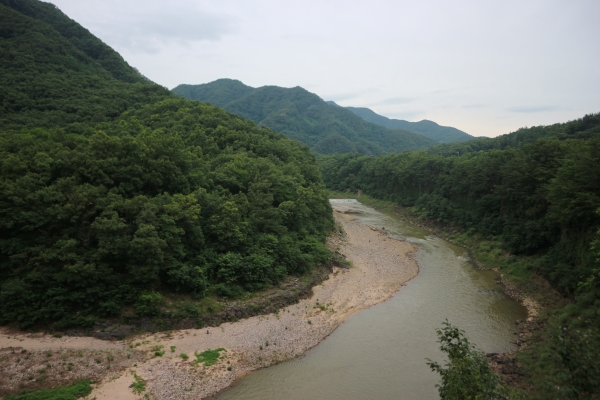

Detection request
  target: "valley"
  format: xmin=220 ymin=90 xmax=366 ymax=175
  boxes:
xmin=1 ymin=207 xmax=419 ymax=399
xmin=0 ymin=0 xmax=598 ymax=398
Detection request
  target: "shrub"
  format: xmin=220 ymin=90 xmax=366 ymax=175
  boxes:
xmin=135 ymin=292 xmax=163 ymax=317
xmin=426 ymin=321 xmax=507 ymax=399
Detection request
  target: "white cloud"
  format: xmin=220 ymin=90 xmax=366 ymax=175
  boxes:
xmin=52 ymin=0 xmax=236 ymax=53
xmin=506 ymin=106 xmax=561 ymax=113
xmin=371 ymin=97 xmax=416 ymax=106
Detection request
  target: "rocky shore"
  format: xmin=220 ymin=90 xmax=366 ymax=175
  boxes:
xmin=362 ymin=200 xmax=555 ymax=391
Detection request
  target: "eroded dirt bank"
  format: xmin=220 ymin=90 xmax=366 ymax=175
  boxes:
xmin=0 ymin=209 xmax=419 ymax=399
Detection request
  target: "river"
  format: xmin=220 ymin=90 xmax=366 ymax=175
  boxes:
xmin=215 ymin=199 xmax=527 ymax=399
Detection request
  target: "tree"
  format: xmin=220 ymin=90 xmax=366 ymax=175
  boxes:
xmin=550 ymin=326 xmax=600 ymax=399
xmin=427 ymin=321 xmax=507 ymax=400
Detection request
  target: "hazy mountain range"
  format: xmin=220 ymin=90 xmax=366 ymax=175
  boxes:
xmin=172 ymin=79 xmax=442 ymax=155
xmin=327 ymin=102 xmax=474 ymax=143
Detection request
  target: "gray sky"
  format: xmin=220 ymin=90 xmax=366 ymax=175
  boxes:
xmin=50 ymin=0 xmax=599 ymax=137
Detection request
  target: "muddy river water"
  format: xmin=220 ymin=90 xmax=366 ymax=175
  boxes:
xmin=215 ymin=199 xmax=527 ymax=399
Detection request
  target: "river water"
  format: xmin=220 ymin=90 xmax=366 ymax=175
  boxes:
xmin=215 ymin=199 xmax=527 ymax=399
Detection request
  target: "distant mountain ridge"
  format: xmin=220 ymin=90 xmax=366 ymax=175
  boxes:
xmin=327 ymin=102 xmax=473 ymax=143
xmin=172 ymin=79 xmax=438 ymax=155
xmin=424 ymin=112 xmax=600 ymax=156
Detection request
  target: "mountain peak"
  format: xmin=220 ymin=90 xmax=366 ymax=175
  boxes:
xmin=173 ymin=79 xmax=437 ymax=155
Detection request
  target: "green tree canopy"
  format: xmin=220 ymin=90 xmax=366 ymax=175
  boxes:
xmin=427 ymin=322 xmax=507 ymax=400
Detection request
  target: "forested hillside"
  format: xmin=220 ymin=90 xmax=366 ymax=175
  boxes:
xmin=172 ymin=79 xmax=437 ymax=155
xmin=426 ymin=113 xmax=600 ymax=156
xmin=0 ymin=0 xmax=169 ymax=130
xmin=320 ymin=113 xmax=600 ymax=397
xmin=321 ymin=113 xmax=600 ymax=294
xmin=336 ymin=104 xmax=474 ymax=143
xmin=0 ymin=0 xmax=333 ymax=329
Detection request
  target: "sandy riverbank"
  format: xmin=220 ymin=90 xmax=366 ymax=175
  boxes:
xmin=0 ymin=208 xmax=419 ymax=399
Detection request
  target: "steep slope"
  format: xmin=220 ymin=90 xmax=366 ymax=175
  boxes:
xmin=0 ymin=0 xmax=170 ymax=130
xmin=0 ymin=0 xmax=333 ymax=329
xmin=339 ymin=104 xmax=473 ymax=143
xmin=0 ymin=0 xmax=147 ymax=83
xmin=172 ymin=79 xmax=437 ymax=155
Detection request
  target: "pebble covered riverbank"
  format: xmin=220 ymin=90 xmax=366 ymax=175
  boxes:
xmin=0 ymin=207 xmax=419 ymax=399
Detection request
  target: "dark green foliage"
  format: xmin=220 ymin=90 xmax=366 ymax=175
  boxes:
xmin=3 ymin=379 xmax=92 ymax=400
xmin=427 ymin=322 xmax=507 ymax=400
xmin=320 ymin=116 xmax=600 ymax=295
xmin=0 ymin=2 xmax=333 ymax=329
xmin=0 ymin=0 xmax=145 ymax=83
xmin=0 ymin=0 xmax=169 ymax=131
xmin=522 ymin=230 xmax=600 ymax=399
xmin=135 ymin=292 xmax=164 ymax=317
xmin=172 ymin=79 xmax=437 ymax=155
xmin=215 ymin=283 xmax=244 ymax=298
xmin=519 ymin=317 xmax=600 ymax=399
xmin=340 ymin=104 xmax=474 ymax=143
xmin=0 ymin=99 xmax=333 ymax=329
xmin=324 ymin=115 xmax=600 ymax=397
xmin=426 ymin=113 xmax=600 ymax=156
xmin=551 ymin=326 xmax=600 ymax=398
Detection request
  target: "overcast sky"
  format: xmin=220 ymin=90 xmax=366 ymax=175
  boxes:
xmin=50 ymin=0 xmax=599 ymax=137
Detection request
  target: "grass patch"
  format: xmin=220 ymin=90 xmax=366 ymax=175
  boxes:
xmin=131 ymin=373 xmax=145 ymax=394
xmin=194 ymin=348 xmax=226 ymax=366
xmin=4 ymin=379 xmax=91 ymax=400
xmin=152 ymin=345 xmax=165 ymax=357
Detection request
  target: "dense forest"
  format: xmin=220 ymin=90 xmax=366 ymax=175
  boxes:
xmin=0 ymin=0 xmax=333 ymax=329
xmin=321 ymin=114 xmax=600 ymax=293
xmin=0 ymin=0 xmax=169 ymax=130
xmin=425 ymin=114 xmax=600 ymax=157
xmin=3 ymin=0 xmax=599 ymax=396
xmin=320 ymin=113 xmax=600 ymax=397
xmin=172 ymin=79 xmax=438 ymax=155
xmin=335 ymin=103 xmax=474 ymax=143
